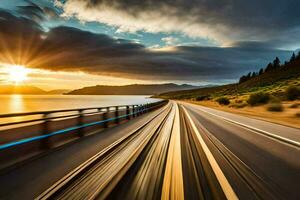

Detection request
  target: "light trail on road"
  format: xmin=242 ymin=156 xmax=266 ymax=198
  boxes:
xmin=0 ymin=101 xmax=299 ymax=200
xmin=181 ymin=102 xmax=300 ymax=199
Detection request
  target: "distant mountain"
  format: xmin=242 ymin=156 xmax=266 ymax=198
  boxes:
xmin=0 ymin=85 xmax=46 ymax=94
xmin=66 ymin=83 xmax=199 ymax=95
xmin=47 ymin=89 xmax=70 ymax=95
xmin=0 ymin=85 xmax=70 ymax=95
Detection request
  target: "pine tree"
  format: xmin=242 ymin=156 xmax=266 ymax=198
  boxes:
xmin=273 ymin=57 xmax=280 ymax=68
xmin=290 ymin=53 xmax=296 ymax=62
xmin=251 ymin=72 xmax=257 ymax=78
xmin=258 ymin=68 xmax=264 ymax=75
xmin=265 ymin=62 xmax=273 ymax=72
xmin=246 ymin=72 xmax=251 ymax=79
xmin=239 ymin=75 xmax=247 ymax=84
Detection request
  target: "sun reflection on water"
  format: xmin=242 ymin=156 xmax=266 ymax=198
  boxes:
xmin=7 ymin=95 xmax=27 ymax=124
xmin=9 ymin=95 xmax=24 ymax=113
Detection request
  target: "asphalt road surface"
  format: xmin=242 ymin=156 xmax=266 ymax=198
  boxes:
xmin=0 ymin=101 xmax=299 ymax=200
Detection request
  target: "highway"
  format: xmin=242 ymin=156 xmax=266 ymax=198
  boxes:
xmin=0 ymin=101 xmax=299 ymax=199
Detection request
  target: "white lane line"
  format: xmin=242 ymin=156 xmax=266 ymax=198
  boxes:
xmin=182 ymin=106 xmax=238 ymax=200
xmin=161 ymin=102 xmax=185 ymax=200
xmin=185 ymin=103 xmax=300 ymax=148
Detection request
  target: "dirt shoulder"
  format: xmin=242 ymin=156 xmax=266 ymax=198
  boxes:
xmin=185 ymin=100 xmax=300 ymax=129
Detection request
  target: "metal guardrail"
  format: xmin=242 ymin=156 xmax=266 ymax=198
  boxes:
xmin=0 ymin=100 xmax=168 ymax=151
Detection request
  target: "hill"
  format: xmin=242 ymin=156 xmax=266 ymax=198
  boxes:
xmin=0 ymin=85 xmax=46 ymax=94
xmin=66 ymin=83 xmax=199 ymax=95
xmin=0 ymin=85 xmax=70 ymax=95
xmin=157 ymin=53 xmax=300 ymax=99
xmin=47 ymin=89 xmax=70 ymax=95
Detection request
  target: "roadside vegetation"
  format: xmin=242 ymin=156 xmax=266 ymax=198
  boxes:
xmin=158 ymin=52 xmax=300 ymax=106
xmin=156 ymin=52 xmax=300 ymax=127
xmin=267 ymin=103 xmax=284 ymax=112
xmin=216 ymin=97 xmax=230 ymax=105
xmin=286 ymin=86 xmax=300 ymax=100
xmin=158 ymin=52 xmax=300 ymax=100
xmin=247 ymin=92 xmax=270 ymax=106
xmin=230 ymin=101 xmax=248 ymax=108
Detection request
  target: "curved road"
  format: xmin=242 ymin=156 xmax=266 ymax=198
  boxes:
xmin=0 ymin=101 xmax=299 ymax=200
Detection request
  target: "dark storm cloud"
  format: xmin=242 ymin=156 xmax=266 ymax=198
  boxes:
xmin=0 ymin=8 xmax=294 ymax=83
xmin=18 ymin=1 xmax=45 ymax=21
xmin=57 ymin=0 xmax=300 ymax=48
xmin=85 ymin=0 xmax=300 ymax=29
xmin=17 ymin=0 xmax=59 ymax=22
xmin=0 ymin=9 xmax=44 ymax=64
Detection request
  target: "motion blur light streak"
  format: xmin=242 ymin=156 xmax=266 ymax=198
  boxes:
xmin=0 ymin=0 xmax=299 ymax=199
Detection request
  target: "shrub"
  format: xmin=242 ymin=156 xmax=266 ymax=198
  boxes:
xmin=216 ymin=97 xmax=230 ymax=105
xmin=267 ymin=103 xmax=284 ymax=112
xmin=247 ymin=92 xmax=270 ymax=106
xmin=286 ymin=86 xmax=300 ymax=100
xmin=289 ymin=103 xmax=299 ymax=108
xmin=196 ymin=95 xmax=210 ymax=101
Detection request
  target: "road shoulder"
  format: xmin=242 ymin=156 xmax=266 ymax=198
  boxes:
xmin=184 ymin=100 xmax=300 ymax=129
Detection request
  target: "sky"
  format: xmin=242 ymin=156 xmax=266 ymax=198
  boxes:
xmin=0 ymin=0 xmax=299 ymax=90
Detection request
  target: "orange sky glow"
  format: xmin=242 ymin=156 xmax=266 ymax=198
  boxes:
xmin=0 ymin=63 xmax=159 ymax=90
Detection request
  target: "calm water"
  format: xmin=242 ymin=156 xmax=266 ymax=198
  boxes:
xmin=0 ymin=95 xmax=160 ymax=114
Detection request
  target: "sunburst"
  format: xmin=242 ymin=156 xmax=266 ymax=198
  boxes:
xmin=7 ymin=65 xmax=30 ymax=84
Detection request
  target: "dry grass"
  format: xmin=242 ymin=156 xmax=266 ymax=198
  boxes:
xmin=187 ymin=100 xmax=300 ymax=129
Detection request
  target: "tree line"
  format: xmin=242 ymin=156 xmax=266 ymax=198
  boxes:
xmin=239 ymin=52 xmax=300 ymax=84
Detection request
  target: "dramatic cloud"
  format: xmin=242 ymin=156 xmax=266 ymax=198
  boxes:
xmin=55 ymin=0 xmax=300 ymax=48
xmin=18 ymin=1 xmax=59 ymax=22
xmin=0 ymin=5 xmax=294 ymax=83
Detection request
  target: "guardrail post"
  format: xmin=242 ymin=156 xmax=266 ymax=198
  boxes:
xmin=98 ymin=108 xmax=102 ymax=119
xmin=98 ymin=108 xmax=104 ymax=127
xmin=78 ymin=109 xmax=84 ymax=137
xmin=115 ymin=106 xmax=119 ymax=124
xmin=140 ymin=105 xmax=142 ymax=116
xmin=103 ymin=107 xmax=109 ymax=128
xmin=41 ymin=113 xmax=51 ymax=149
xmin=136 ymin=105 xmax=139 ymax=116
xmin=126 ymin=106 xmax=130 ymax=120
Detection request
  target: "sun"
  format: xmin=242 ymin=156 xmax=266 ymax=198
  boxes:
xmin=7 ymin=65 xmax=30 ymax=84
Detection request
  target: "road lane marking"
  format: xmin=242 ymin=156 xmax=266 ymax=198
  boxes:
xmin=122 ymin=102 xmax=175 ymax=199
xmin=161 ymin=103 xmax=185 ymax=200
xmin=182 ymin=106 xmax=239 ymax=200
xmin=195 ymin=120 xmax=280 ymax=199
xmin=185 ymin=103 xmax=300 ymax=148
xmin=36 ymin=103 xmax=171 ymax=200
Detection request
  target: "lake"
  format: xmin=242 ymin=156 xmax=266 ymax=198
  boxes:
xmin=0 ymin=95 xmax=160 ymax=114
